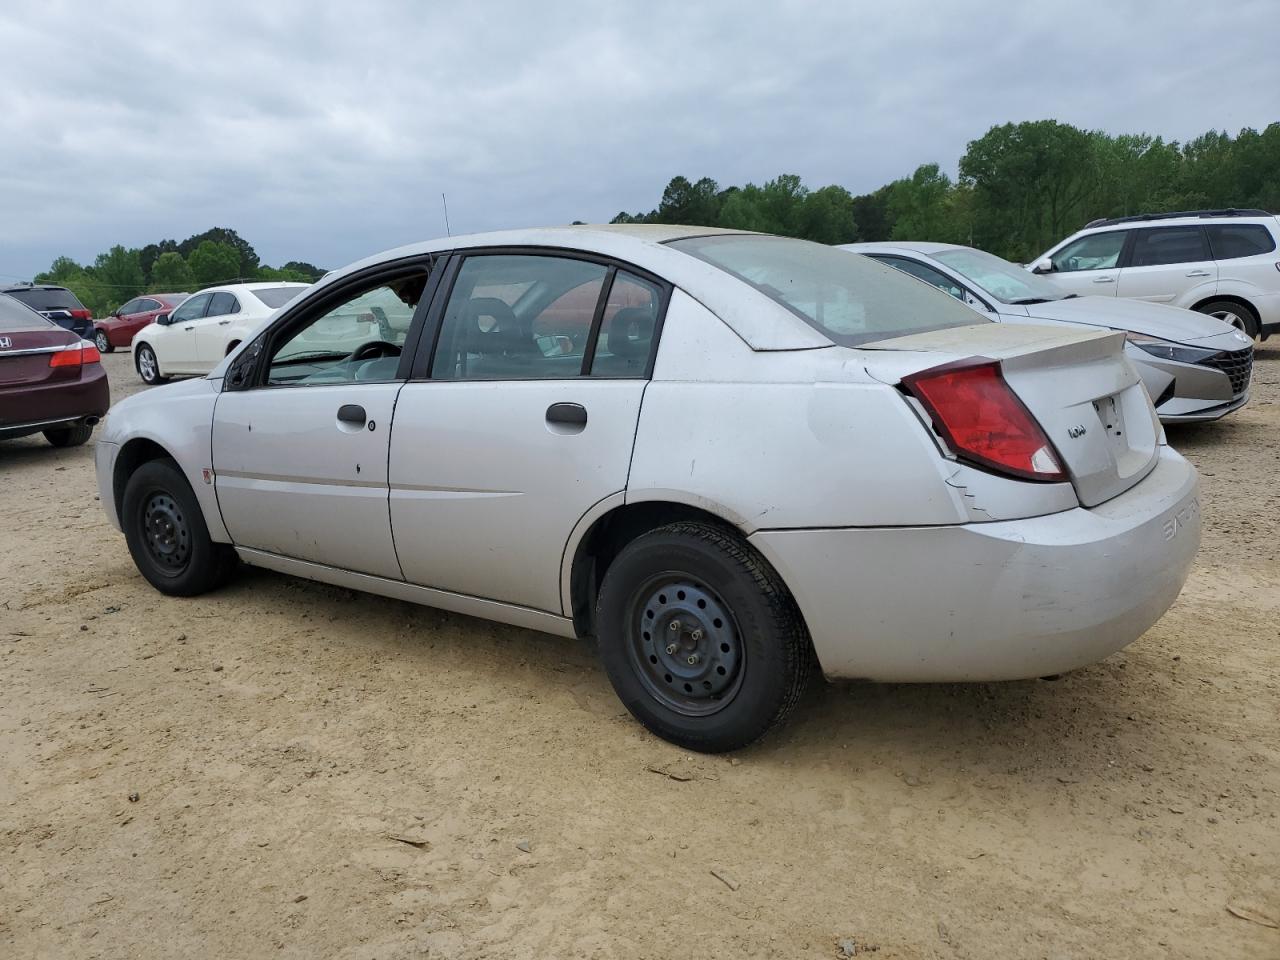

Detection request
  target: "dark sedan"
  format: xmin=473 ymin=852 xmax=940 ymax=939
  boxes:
xmin=93 ymin=292 xmax=189 ymax=353
xmin=0 ymin=294 xmax=109 ymax=447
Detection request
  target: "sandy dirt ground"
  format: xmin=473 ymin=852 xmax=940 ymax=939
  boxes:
xmin=2 ymin=346 xmax=1278 ymax=960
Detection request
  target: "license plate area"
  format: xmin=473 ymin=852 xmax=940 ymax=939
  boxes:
xmin=1093 ymin=395 xmax=1129 ymax=457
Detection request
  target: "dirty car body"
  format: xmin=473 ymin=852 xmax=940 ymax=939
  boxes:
xmin=94 ymin=226 xmax=1201 ymax=751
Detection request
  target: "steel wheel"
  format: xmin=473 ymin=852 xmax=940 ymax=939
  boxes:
xmin=140 ymin=492 xmax=192 ymax=574
xmin=627 ymin=576 xmax=745 ymax=716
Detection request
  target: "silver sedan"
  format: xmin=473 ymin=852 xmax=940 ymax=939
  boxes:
xmin=95 ymin=226 xmax=1200 ymax=751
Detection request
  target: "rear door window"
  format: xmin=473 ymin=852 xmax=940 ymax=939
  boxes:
xmin=871 ymin=255 xmax=967 ymax=300
xmin=1205 ymin=224 xmax=1277 ymax=259
xmin=209 ymin=292 xmax=239 ymax=317
xmin=1127 ymin=227 xmax=1210 ymax=267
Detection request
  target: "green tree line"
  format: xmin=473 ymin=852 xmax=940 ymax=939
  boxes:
xmin=612 ymin=120 xmax=1280 ymax=263
xmin=32 ymin=227 xmax=325 ymax=316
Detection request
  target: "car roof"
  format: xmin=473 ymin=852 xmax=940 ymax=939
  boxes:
xmin=2 ymin=283 xmax=69 ymax=292
xmin=190 ymin=281 xmax=311 ymax=295
xmin=840 ymin=241 xmax=962 ymax=256
xmin=316 ymin=225 xmax=832 ymax=352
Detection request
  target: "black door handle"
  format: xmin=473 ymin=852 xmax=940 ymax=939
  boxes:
xmin=337 ymin=404 xmax=367 ymax=425
xmin=546 ymin=402 xmax=587 ymax=426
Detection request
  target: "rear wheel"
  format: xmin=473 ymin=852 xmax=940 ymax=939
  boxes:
xmin=94 ymin=330 xmax=113 ymax=353
xmin=135 ymin=344 xmax=167 ymax=385
xmin=596 ymin=521 xmax=811 ymax=753
xmin=122 ymin=459 xmax=237 ymax=596
xmin=44 ymin=423 xmax=94 ymax=447
xmin=1196 ymin=300 xmax=1259 ymax=339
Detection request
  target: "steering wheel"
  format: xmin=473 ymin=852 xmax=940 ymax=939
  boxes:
xmin=348 ymin=340 xmax=401 ymax=363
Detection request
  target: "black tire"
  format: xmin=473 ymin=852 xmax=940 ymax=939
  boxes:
xmin=135 ymin=343 xmax=167 ymax=385
xmin=44 ymin=423 xmax=94 ymax=447
xmin=1196 ymin=300 xmax=1259 ymax=339
xmin=94 ymin=329 xmax=113 ymax=353
xmin=122 ymin=459 xmax=237 ymax=596
xmin=595 ymin=521 xmax=811 ymax=753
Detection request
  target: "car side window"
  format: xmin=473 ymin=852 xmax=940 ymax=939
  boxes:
xmin=588 ymin=271 xmax=663 ymax=377
xmin=872 ymin=256 xmax=967 ymax=300
xmin=430 ymin=254 xmax=609 ymax=380
xmin=117 ymin=299 xmax=141 ymax=316
xmin=208 ymin=292 xmax=238 ymax=317
xmin=1206 ymin=224 xmax=1277 ymax=260
xmin=1053 ymin=231 xmax=1127 ymax=272
xmin=1128 ymin=227 xmax=1210 ymax=267
xmin=171 ymin=293 xmax=212 ymax=322
xmin=264 ymin=271 xmax=430 ymax=386
xmin=137 ymin=299 xmax=159 ymax=313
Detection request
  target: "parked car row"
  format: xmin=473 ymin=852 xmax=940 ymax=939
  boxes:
xmin=95 ymin=225 xmax=1205 ymax=752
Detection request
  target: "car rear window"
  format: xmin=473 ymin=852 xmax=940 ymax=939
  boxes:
xmin=1206 ymin=223 xmax=1277 ymax=260
xmin=5 ymin=286 xmax=85 ymax=312
xmin=250 ymin=286 xmax=306 ymax=308
xmin=668 ymin=234 xmax=986 ymax=346
xmin=0 ymin=294 xmax=57 ymax=332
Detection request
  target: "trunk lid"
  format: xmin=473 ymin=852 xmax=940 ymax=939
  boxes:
xmin=860 ymin=323 xmax=1160 ymax=507
xmin=0 ymin=326 xmax=81 ymax=393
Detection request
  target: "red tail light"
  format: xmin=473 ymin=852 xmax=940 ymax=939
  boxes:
xmin=70 ymin=308 xmax=92 ymax=319
xmin=902 ymin=358 xmax=1066 ymax=483
xmin=49 ymin=343 xmax=101 ymax=368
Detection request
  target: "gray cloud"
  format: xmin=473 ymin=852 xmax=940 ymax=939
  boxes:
xmin=1 ymin=0 xmax=1277 ymax=279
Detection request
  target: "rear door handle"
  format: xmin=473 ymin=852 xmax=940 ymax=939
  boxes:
xmin=1092 ymin=276 xmax=1114 ymax=283
xmin=218 ymin=319 xmax=232 ymax=325
xmin=337 ymin=403 xmax=367 ymax=426
xmin=546 ymin=402 xmax=587 ymax=426
xmin=1185 ymin=270 xmax=1211 ymax=277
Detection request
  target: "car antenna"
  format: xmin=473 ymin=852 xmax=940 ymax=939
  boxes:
xmin=442 ymin=193 xmax=452 ymax=237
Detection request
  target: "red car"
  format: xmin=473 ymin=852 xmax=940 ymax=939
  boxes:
xmin=93 ymin=292 xmax=189 ymax=353
xmin=0 ymin=294 xmax=109 ymax=447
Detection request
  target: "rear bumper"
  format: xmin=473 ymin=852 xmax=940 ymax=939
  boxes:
xmin=750 ymin=446 xmax=1200 ymax=682
xmin=0 ymin=364 xmax=110 ymax=440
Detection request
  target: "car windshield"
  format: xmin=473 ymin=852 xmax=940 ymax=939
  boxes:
xmin=250 ymin=286 xmax=306 ymax=308
xmin=0 ymin=294 xmax=57 ymax=332
xmin=5 ymin=287 xmax=84 ymax=312
xmin=668 ymin=234 xmax=985 ymax=346
xmin=931 ymin=247 xmax=1068 ymax=304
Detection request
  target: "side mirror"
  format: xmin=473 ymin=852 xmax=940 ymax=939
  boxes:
xmin=225 ymin=338 xmax=263 ymax=391
xmin=156 ymin=313 xmax=171 ymax=325
xmin=1030 ymin=258 xmax=1055 ymax=275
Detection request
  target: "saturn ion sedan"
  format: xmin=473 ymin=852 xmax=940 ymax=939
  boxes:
xmin=843 ymin=242 xmax=1254 ymax=423
xmin=94 ymin=226 xmax=1201 ymax=752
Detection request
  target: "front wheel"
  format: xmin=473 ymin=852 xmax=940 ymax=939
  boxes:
xmin=135 ymin=344 xmax=167 ymax=385
xmin=1196 ymin=300 xmax=1259 ymax=339
xmin=122 ymin=459 xmax=237 ymax=596
xmin=94 ymin=330 xmax=113 ymax=353
xmin=596 ymin=521 xmax=811 ymax=753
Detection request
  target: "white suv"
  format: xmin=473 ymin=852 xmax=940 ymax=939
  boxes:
xmin=1030 ymin=209 xmax=1280 ymax=340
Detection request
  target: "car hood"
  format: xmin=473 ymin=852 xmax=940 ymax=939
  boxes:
xmin=1017 ymin=296 xmax=1243 ymax=344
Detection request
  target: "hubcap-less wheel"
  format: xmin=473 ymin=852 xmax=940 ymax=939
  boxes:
xmin=95 ymin=331 xmax=110 ymax=353
xmin=628 ymin=577 xmax=744 ymax=716
xmin=141 ymin=492 xmax=191 ymax=573
xmin=138 ymin=347 xmax=157 ymax=382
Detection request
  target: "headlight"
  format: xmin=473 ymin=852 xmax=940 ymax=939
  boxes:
xmin=1125 ymin=332 xmax=1219 ymax=364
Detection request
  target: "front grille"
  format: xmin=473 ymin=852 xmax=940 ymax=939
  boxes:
xmin=1201 ymin=346 xmax=1253 ymax=396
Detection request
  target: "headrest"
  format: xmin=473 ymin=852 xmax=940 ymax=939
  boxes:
xmin=606 ymin=306 xmax=656 ymax=360
xmin=465 ymin=297 xmax=531 ymax=356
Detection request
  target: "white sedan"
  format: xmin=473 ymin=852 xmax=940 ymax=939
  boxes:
xmin=843 ymin=242 xmax=1253 ymax=423
xmin=95 ymin=226 xmax=1200 ymax=751
xmin=131 ymin=282 xmax=310 ymax=384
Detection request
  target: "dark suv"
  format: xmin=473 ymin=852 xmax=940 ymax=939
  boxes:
xmin=1 ymin=284 xmax=95 ymax=341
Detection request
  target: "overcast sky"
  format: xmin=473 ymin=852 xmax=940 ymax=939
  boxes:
xmin=1 ymin=0 xmax=1277 ymax=279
